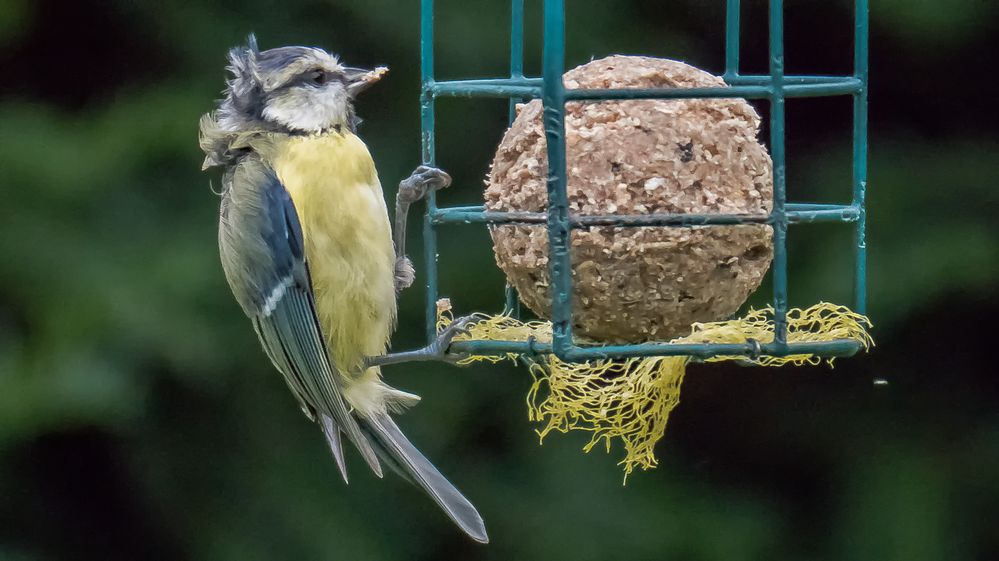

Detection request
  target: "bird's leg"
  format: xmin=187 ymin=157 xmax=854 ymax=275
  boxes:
xmin=394 ymin=166 xmax=452 ymax=292
xmin=365 ymin=316 xmax=472 ymax=368
xmin=373 ymin=166 xmax=463 ymax=369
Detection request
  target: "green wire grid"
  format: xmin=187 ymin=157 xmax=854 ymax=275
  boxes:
xmin=419 ymin=0 xmax=868 ymax=363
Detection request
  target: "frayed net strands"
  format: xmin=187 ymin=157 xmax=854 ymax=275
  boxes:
xmin=438 ymin=300 xmax=873 ymax=479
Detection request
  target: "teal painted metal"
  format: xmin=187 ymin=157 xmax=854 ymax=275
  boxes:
xmin=508 ymin=0 xmax=526 ymax=122
xmin=853 ymin=0 xmax=869 ymax=314
xmin=505 ymin=0 xmax=525 ymax=318
xmin=724 ymin=0 xmax=740 ymax=80
xmin=418 ymin=0 xmax=869 ymax=361
xmin=430 ymin=76 xmax=862 ymax=99
xmin=431 ymin=204 xmax=860 ymax=227
xmin=541 ymin=0 xmax=573 ymax=359
xmin=564 ymin=80 xmax=861 ymax=100
xmin=450 ymin=339 xmax=862 ymax=361
xmin=420 ymin=0 xmax=438 ymax=344
xmin=769 ymin=0 xmax=789 ymax=348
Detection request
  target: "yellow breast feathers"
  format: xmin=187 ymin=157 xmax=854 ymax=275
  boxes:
xmin=269 ymin=132 xmax=397 ymax=376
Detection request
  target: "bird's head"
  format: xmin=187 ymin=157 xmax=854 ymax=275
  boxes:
xmin=220 ymin=35 xmax=386 ymax=134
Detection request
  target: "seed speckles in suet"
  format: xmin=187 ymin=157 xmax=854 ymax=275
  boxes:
xmin=486 ymin=56 xmax=775 ymax=343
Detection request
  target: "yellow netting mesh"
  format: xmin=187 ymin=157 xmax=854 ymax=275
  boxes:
xmin=436 ymin=300 xmax=873 ymax=479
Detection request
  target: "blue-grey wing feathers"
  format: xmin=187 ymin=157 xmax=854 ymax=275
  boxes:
xmin=218 ymin=156 xmax=381 ymax=480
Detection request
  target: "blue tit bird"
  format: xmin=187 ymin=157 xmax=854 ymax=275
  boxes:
xmin=198 ymin=35 xmax=487 ymax=543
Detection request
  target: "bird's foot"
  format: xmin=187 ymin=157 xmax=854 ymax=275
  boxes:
xmin=398 ymin=166 xmax=452 ymax=204
xmin=363 ymin=316 xmax=473 ymax=369
xmin=425 ymin=315 xmax=473 ymax=364
xmin=394 ymin=255 xmax=415 ymax=291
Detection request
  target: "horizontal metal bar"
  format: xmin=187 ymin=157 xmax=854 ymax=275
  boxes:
xmin=786 ymin=202 xmax=848 ymax=211
xmin=564 ymin=79 xmax=862 ymax=101
xmin=428 ymin=76 xmax=862 ymax=100
xmin=726 ymin=74 xmax=858 ymax=86
xmin=787 ymin=206 xmax=860 ymax=224
xmin=562 ymin=339 xmax=863 ymax=361
xmin=436 ymin=77 xmax=545 ymax=87
xmin=430 ymin=204 xmax=860 ymax=227
xmin=779 ymin=79 xmax=864 ymax=97
xmin=436 ymin=203 xmax=847 ymax=213
xmin=448 ymin=338 xmax=863 ymax=360
xmin=450 ymin=339 xmax=552 ymax=356
xmin=429 ymin=78 xmax=542 ymax=98
xmin=566 ymin=84 xmax=772 ymax=100
xmin=431 ymin=75 xmax=848 ymax=89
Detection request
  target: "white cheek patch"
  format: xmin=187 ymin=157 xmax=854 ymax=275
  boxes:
xmin=263 ymin=88 xmax=349 ymax=132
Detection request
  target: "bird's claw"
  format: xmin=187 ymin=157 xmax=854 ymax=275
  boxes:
xmin=430 ymin=316 xmax=473 ymax=363
xmin=398 ymin=166 xmax=452 ymax=205
xmin=361 ymin=316 xmax=474 ymax=369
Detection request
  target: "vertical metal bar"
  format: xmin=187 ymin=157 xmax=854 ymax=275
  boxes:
xmin=724 ymin=0 xmax=741 ymax=80
xmin=421 ymin=0 xmax=439 ymax=342
xmin=852 ymin=0 xmax=869 ymax=314
xmin=542 ymin=0 xmax=573 ymax=358
xmin=509 ymin=0 xmax=525 ymax=121
xmin=419 ymin=0 xmax=435 ymax=165
xmin=503 ymin=284 xmax=521 ymax=316
xmin=505 ymin=0 xmax=526 ymax=317
xmin=769 ymin=0 xmax=789 ymax=347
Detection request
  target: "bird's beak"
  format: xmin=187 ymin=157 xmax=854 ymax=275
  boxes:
xmin=344 ymin=66 xmax=388 ymax=97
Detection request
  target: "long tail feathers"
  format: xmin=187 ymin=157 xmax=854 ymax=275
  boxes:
xmin=317 ymin=407 xmax=488 ymax=542
xmin=362 ymin=412 xmax=489 ymax=543
xmin=319 ymin=414 xmax=350 ymax=484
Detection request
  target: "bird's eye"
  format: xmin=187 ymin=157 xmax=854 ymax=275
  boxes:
xmin=309 ymin=70 xmax=327 ymax=85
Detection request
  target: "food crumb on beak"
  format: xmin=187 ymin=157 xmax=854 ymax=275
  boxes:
xmin=347 ymin=66 xmax=389 ymax=96
xmin=365 ymin=66 xmax=389 ymax=83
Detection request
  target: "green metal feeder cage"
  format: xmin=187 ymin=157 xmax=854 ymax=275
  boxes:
xmin=418 ymin=0 xmax=869 ymax=364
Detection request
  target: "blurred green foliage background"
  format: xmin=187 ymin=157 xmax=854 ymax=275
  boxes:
xmin=1 ymin=0 xmax=997 ymax=559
